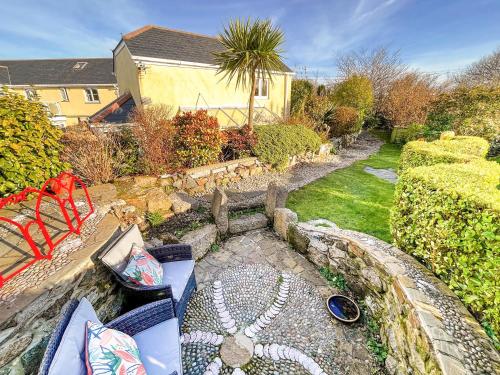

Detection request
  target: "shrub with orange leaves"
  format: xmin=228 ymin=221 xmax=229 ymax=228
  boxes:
xmin=329 ymin=106 xmax=361 ymax=137
xmin=171 ymin=110 xmax=226 ymax=169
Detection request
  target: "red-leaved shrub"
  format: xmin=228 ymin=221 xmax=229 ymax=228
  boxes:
xmin=223 ymin=125 xmax=257 ymax=160
xmin=171 ymin=110 xmax=226 ymax=169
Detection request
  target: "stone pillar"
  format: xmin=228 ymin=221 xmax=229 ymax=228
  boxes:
xmin=265 ymin=182 xmax=288 ymax=220
xmin=211 ymin=187 xmax=229 ymax=235
xmin=273 ymin=208 xmax=298 ymax=240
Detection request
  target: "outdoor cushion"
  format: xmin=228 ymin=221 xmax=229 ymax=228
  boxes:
xmin=85 ymin=321 xmax=146 ymax=375
xmin=48 ymin=298 xmax=101 ymax=375
xmin=101 ymin=225 xmax=145 ymax=274
xmin=122 ymin=244 xmax=164 ymax=286
xmin=132 ymin=318 xmax=182 ymax=375
xmin=161 ymin=260 xmax=195 ymax=300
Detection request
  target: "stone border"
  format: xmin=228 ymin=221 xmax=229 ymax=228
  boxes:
xmin=271 ymin=208 xmax=500 ymax=374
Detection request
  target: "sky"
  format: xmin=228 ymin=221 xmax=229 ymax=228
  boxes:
xmin=1 ymin=0 xmax=499 ymax=80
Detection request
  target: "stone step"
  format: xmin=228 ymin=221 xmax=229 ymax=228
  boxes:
xmin=228 ymin=213 xmax=269 ymax=235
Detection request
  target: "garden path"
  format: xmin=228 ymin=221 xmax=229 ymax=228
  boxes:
xmin=197 ymin=132 xmax=383 ymax=208
xmin=187 ymin=228 xmax=380 ymax=374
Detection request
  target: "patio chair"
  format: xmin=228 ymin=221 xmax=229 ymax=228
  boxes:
xmin=98 ymin=224 xmax=196 ymax=326
xmin=38 ymin=298 xmax=182 ymax=375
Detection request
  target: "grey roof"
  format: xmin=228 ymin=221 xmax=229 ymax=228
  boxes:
xmin=0 ymin=66 xmax=10 ymax=85
xmin=0 ymin=58 xmax=116 ymax=86
xmin=121 ymin=25 xmax=293 ymax=73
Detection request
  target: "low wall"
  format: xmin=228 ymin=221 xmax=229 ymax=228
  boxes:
xmin=128 ymin=143 xmax=334 ymax=198
xmin=0 ymin=215 xmax=122 ymax=375
xmin=272 ymin=210 xmax=500 ymax=375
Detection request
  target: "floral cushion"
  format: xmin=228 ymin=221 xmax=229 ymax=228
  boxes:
xmin=122 ymin=243 xmax=163 ymax=286
xmin=85 ymin=321 xmax=146 ymax=375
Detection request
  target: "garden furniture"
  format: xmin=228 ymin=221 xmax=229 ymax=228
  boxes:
xmin=98 ymin=224 xmax=196 ymax=326
xmin=39 ymin=297 xmax=182 ymax=375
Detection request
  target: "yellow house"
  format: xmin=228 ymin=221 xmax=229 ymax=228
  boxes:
xmin=0 ymin=58 xmax=118 ymax=127
xmin=112 ymin=25 xmax=294 ymax=128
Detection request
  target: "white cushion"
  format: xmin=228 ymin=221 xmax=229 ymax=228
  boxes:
xmin=48 ymin=298 xmax=101 ymax=375
xmin=162 ymin=260 xmax=195 ymax=300
xmin=133 ymin=318 xmax=182 ymax=375
xmin=101 ymin=224 xmax=145 ymax=273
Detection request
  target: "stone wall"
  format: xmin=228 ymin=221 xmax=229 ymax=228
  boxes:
xmin=0 ymin=215 xmax=122 ymax=375
xmin=272 ymin=210 xmax=500 ymax=375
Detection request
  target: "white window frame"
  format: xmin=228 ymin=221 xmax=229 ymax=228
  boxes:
xmin=254 ymin=78 xmax=269 ymax=99
xmin=84 ymin=87 xmax=100 ymax=103
xmin=24 ymin=88 xmax=37 ymax=101
xmin=60 ymin=88 xmax=69 ymax=102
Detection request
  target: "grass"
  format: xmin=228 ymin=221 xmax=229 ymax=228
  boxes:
xmin=287 ymin=131 xmax=401 ymax=242
xmin=145 ymin=211 xmax=165 ymax=227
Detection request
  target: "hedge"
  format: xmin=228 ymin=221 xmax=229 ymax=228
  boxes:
xmin=399 ymin=136 xmax=489 ymax=172
xmin=253 ymin=124 xmax=322 ymax=170
xmin=391 ymin=160 xmax=500 ymax=335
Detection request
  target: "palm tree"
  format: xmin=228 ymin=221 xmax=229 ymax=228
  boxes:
xmin=214 ymin=18 xmax=285 ymax=133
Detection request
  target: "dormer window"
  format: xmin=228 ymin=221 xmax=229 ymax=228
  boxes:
xmin=73 ymin=62 xmax=88 ymax=70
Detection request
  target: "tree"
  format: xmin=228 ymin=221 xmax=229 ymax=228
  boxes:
xmin=290 ymin=79 xmax=314 ymax=115
xmin=379 ymin=72 xmax=437 ymax=128
xmin=214 ymin=18 xmax=285 ymax=133
xmin=454 ymin=48 xmax=500 ymax=87
xmin=336 ymin=47 xmax=407 ymax=107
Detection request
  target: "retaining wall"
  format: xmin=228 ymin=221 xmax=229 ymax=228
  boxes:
xmin=272 ymin=209 xmax=500 ymax=375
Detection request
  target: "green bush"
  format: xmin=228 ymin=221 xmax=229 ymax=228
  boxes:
xmin=399 ymin=136 xmax=489 ymax=172
xmin=0 ymin=91 xmax=68 ymax=196
xmin=390 ymin=123 xmax=424 ymax=144
xmin=330 ymin=75 xmax=374 ymax=115
xmin=253 ymin=124 xmax=322 ymax=170
xmin=391 ymin=160 xmax=500 ymax=336
xmin=427 ymin=86 xmax=500 ymax=141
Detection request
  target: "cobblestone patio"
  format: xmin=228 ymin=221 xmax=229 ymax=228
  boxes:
xmin=186 ymin=229 xmax=378 ymax=374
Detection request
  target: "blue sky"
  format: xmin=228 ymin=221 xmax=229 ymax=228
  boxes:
xmin=1 ymin=0 xmax=499 ymax=79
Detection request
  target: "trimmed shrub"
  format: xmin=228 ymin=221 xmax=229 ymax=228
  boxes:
xmin=171 ymin=110 xmax=226 ymax=169
xmin=329 ymin=106 xmax=361 ymax=137
xmin=390 ymin=123 xmax=424 ymax=144
xmin=253 ymin=124 xmax=322 ymax=170
xmin=0 ymin=91 xmax=68 ymax=196
xmin=391 ymin=160 xmax=500 ymax=335
xmin=399 ymin=136 xmax=489 ymax=172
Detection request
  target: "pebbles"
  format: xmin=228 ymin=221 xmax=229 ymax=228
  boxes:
xmin=258 ymin=343 xmax=327 ymax=375
xmin=213 ymin=280 xmax=237 ymax=334
xmin=244 ymin=272 xmax=291 ymax=338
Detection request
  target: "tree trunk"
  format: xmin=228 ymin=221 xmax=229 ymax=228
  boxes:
xmin=248 ymin=68 xmax=257 ymax=134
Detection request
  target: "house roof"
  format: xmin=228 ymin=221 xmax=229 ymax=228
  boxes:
xmin=89 ymin=92 xmax=135 ymax=124
xmin=120 ymin=25 xmax=293 ymax=73
xmin=0 ymin=66 xmax=10 ymax=85
xmin=0 ymin=58 xmax=116 ymax=86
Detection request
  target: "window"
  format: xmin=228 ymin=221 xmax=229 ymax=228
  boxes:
xmin=60 ymin=88 xmax=69 ymax=102
xmin=84 ymin=88 xmax=100 ymax=103
xmin=254 ymin=78 xmax=269 ymax=99
xmin=24 ymin=89 xmax=37 ymax=101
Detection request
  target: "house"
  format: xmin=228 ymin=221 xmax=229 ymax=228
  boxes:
xmin=0 ymin=58 xmax=118 ymax=127
xmin=113 ymin=25 xmax=294 ymax=128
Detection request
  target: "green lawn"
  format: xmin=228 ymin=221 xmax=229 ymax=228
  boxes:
xmin=287 ymin=132 xmax=402 ymax=242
